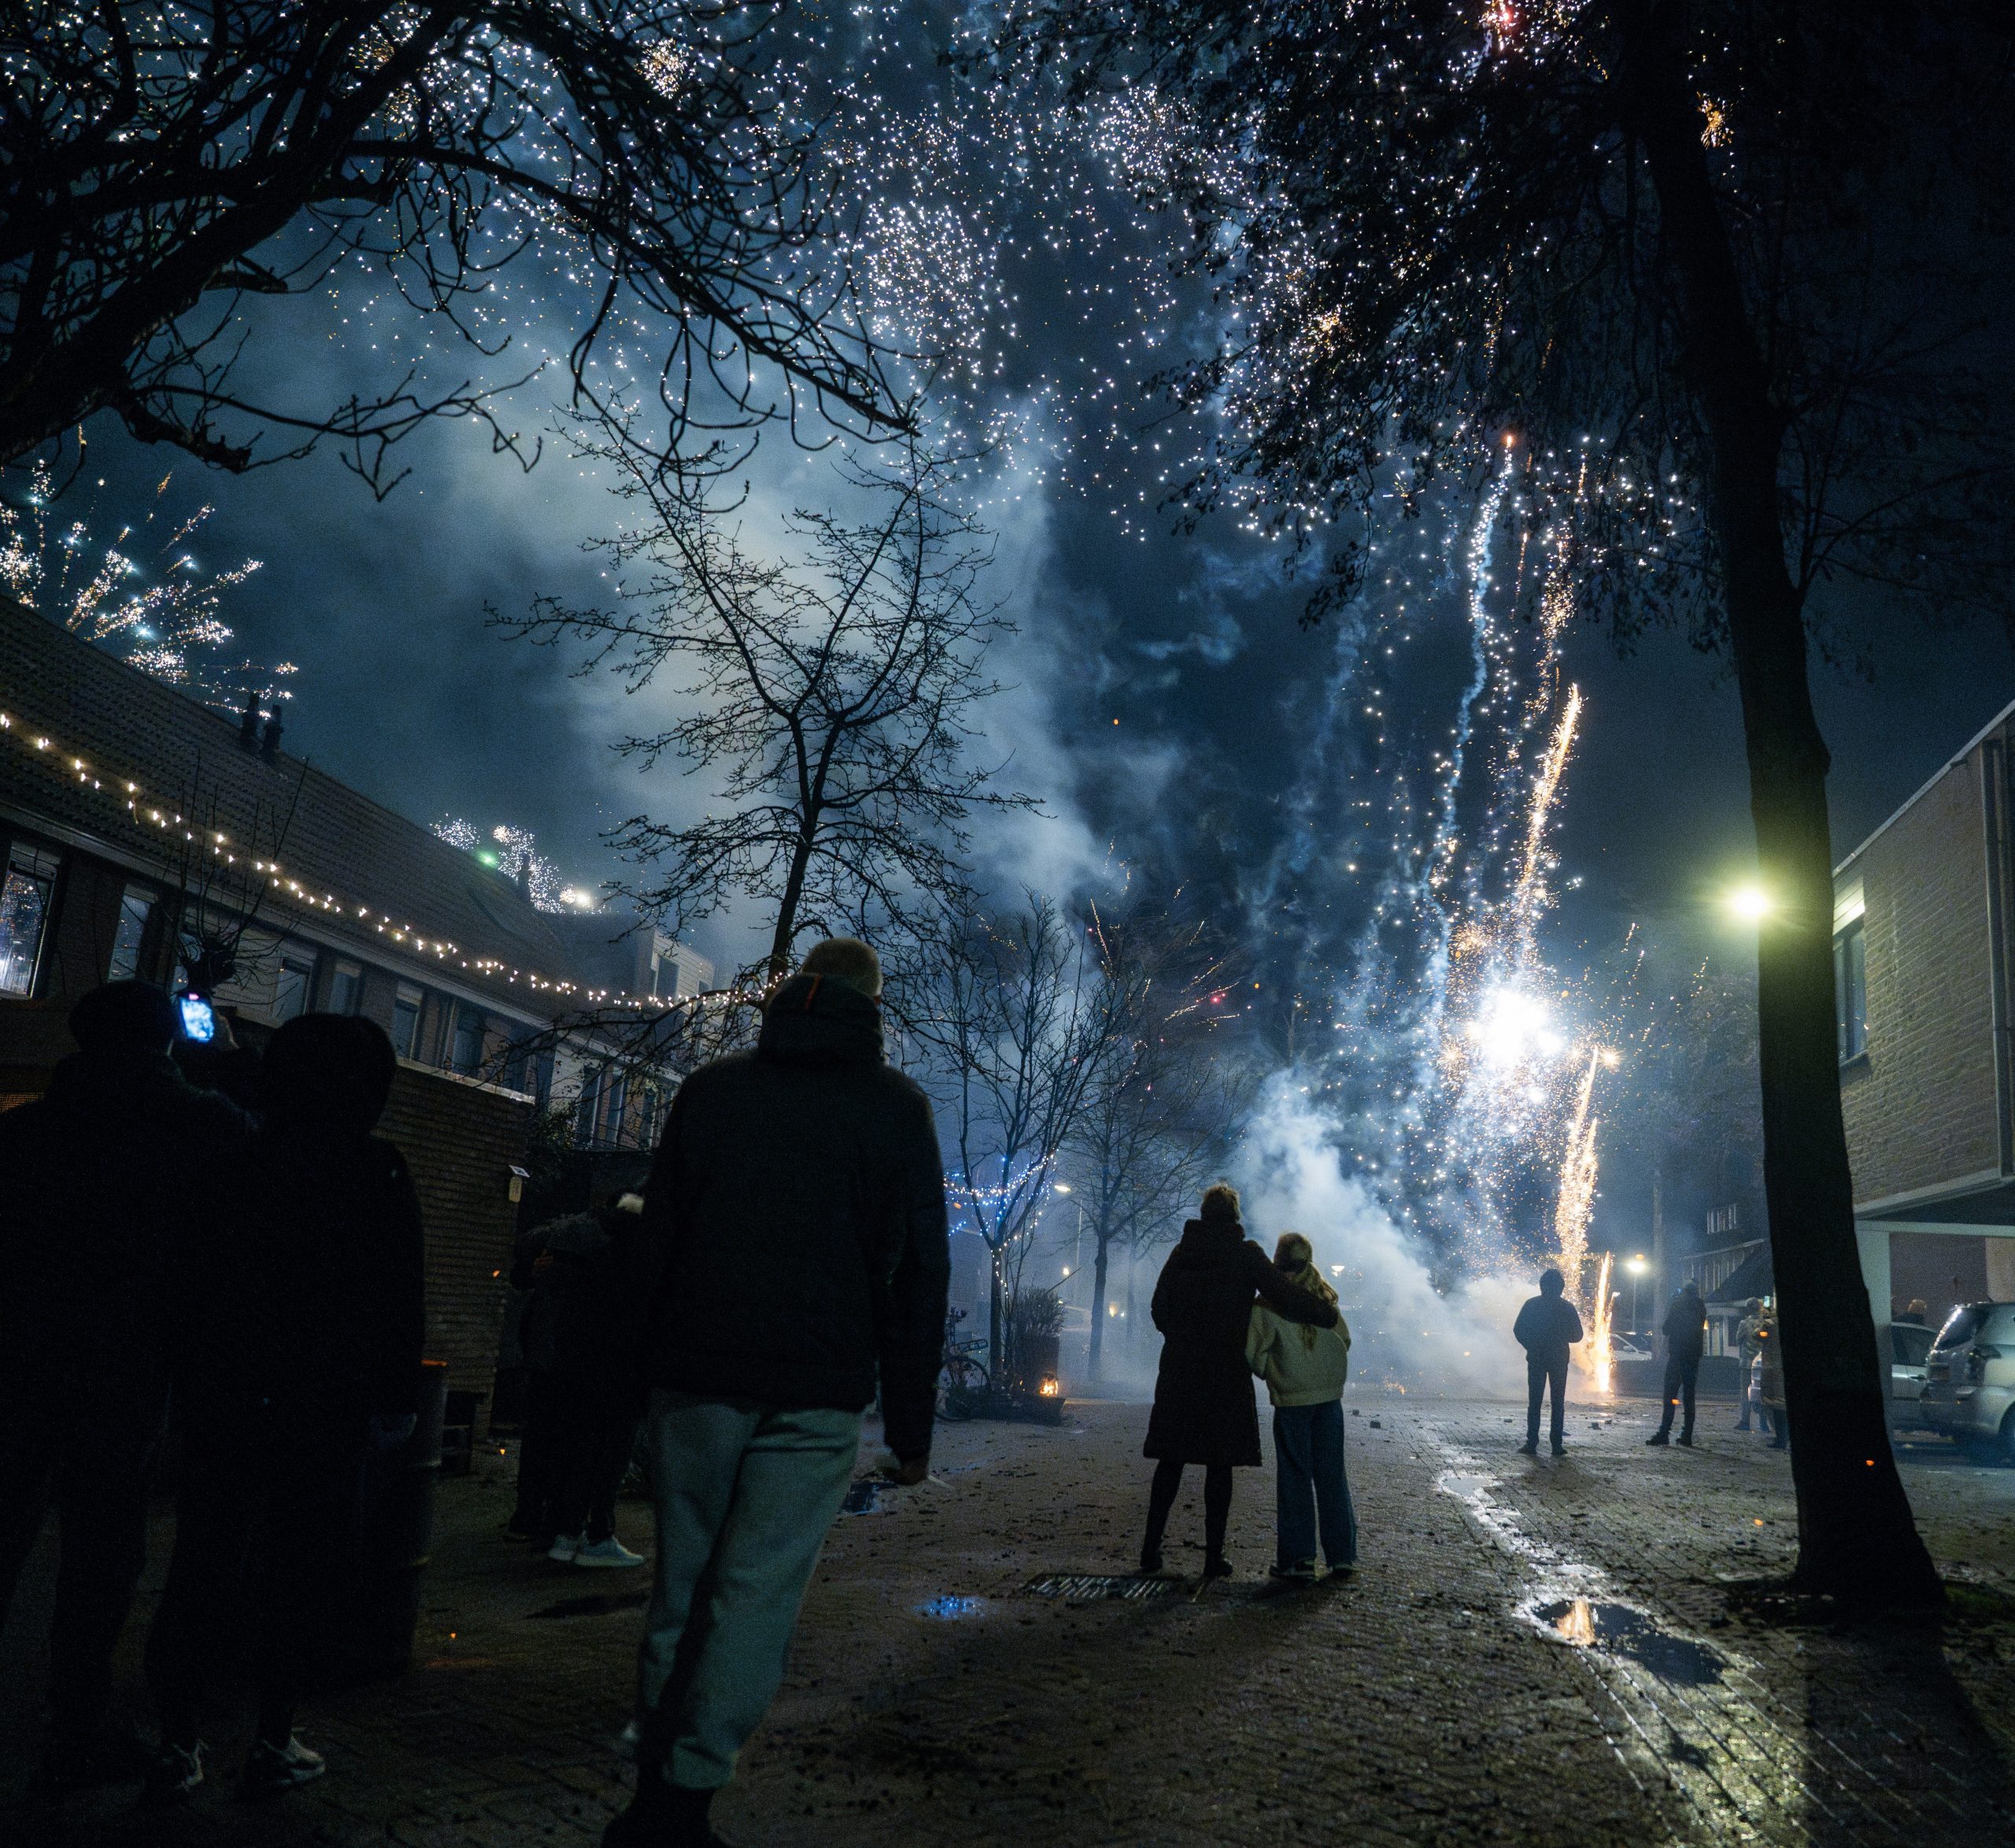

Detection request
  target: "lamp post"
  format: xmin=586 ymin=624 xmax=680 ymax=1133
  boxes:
xmin=1626 ymin=1254 xmax=1648 ymax=1332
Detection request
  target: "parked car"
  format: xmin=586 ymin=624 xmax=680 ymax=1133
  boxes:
xmin=1888 ymin=1320 xmax=1934 ymax=1428
xmin=1917 ymin=1302 xmax=2015 ymax=1460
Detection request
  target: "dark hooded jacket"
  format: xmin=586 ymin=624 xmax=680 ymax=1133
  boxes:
xmin=1662 ymin=1288 xmax=1707 ymax=1362
xmin=1513 ymin=1291 xmax=1584 ymax=1366
xmin=0 ymin=1051 xmax=246 ymax=1399
xmin=639 ymin=971 xmax=949 ymax=1459
xmin=1143 ymin=1216 xmax=1340 ymax=1467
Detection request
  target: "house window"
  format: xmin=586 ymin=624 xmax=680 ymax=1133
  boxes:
xmin=502 ymin=1027 xmax=541 ymax=1096
xmin=603 ymin=1070 xmax=630 ymax=1145
xmin=273 ymin=952 xmax=316 ymax=1024
xmin=575 ymin=1064 xmax=604 ymax=1145
xmin=328 ymin=959 xmax=363 ymax=1016
xmin=1835 ymin=917 xmax=1868 ymax=1061
xmin=107 ymin=885 xmax=157 ymax=982
xmin=391 ymin=982 xmax=424 ymax=1059
xmin=0 ymin=845 xmax=61 ymax=998
xmin=449 ymin=1003 xmax=486 ymax=1077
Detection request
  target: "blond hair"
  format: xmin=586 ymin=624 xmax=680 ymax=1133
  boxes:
xmin=1200 ymin=1181 xmax=1241 ymax=1222
xmin=1273 ymin=1229 xmax=1338 ymax=1347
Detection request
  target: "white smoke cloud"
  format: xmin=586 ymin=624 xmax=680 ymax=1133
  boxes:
xmin=1230 ymin=1077 xmax=1529 ymax=1399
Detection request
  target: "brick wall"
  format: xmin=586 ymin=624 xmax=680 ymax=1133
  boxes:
xmin=379 ymin=1063 xmax=531 ymax=1414
xmin=1841 ymin=760 xmax=2001 ymax=1207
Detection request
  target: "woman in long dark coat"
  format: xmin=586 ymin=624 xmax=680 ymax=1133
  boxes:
xmin=1141 ymin=1183 xmax=1339 ymax=1579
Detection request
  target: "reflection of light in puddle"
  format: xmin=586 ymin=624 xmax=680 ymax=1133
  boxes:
xmin=915 ymin=1595 xmax=986 ymax=1620
xmin=1530 ymin=1597 xmax=1724 ymax=1685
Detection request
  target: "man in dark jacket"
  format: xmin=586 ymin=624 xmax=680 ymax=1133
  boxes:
xmin=1513 ymin=1269 xmax=1584 ymax=1457
xmin=0 ymin=981 xmax=246 ymax=1791
xmin=146 ymin=1013 xmax=425 ymax=1800
xmin=608 ymin=938 xmax=948 ymax=1848
xmin=1647 ymin=1280 xmax=1708 ymax=1447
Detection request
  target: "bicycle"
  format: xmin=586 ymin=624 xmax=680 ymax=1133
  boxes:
xmin=937 ymin=1308 xmax=991 ymax=1421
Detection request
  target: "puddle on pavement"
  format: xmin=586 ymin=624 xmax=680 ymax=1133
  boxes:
xmin=841 ymin=1479 xmax=882 ymax=1515
xmin=526 ymin=1590 xmax=649 ymax=1621
xmin=915 ymin=1595 xmax=987 ymax=1619
xmin=1530 ymin=1597 xmax=1725 ymax=1685
xmin=1440 ymin=1475 xmax=1490 ymax=1501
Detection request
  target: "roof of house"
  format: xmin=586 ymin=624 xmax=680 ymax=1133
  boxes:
xmin=1835 ymin=691 xmax=2015 ymax=881
xmin=0 ymin=597 xmax=602 ymax=1012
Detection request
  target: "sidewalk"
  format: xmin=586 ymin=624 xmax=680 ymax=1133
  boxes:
xmin=4 ymin=1397 xmax=2013 ymax=1846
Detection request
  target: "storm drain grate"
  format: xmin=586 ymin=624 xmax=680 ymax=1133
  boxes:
xmin=1022 ymin=1573 xmax=1181 ymax=1602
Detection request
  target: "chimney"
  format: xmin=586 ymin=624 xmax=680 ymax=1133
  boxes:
xmin=237 ymin=688 xmax=260 ymax=752
xmin=260 ymin=705 xmax=285 ymax=763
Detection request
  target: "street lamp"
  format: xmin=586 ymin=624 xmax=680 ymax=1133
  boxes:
xmin=1725 ymin=884 xmax=1774 ymax=924
xmin=1626 ymin=1254 xmax=1648 ymax=1331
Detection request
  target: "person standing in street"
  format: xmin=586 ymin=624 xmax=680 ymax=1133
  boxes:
xmin=146 ymin=1014 xmax=424 ymax=1801
xmin=1513 ymin=1270 xmax=1584 ymax=1457
xmin=544 ymin=1191 xmax=651 ymax=1569
xmin=0 ymin=981 xmax=246 ymax=1794
xmin=1647 ymin=1280 xmax=1708 ymax=1447
xmin=1245 ymin=1233 xmax=1355 ymax=1581
xmin=607 ymin=938 xmax=948 ymax=1848
xmin=1733 ymin=1298 xmax=1767 ymax=1432
xmin=1757 ymin=1308 xmax=1788 ymax=1448
xmin=1140 ymin=1184 xmax=1340 ymax=1582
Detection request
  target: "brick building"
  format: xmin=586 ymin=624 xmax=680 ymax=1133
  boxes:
xmin=0 ymin=599 xmax=695 ymax=1432
xmin=1835 ymin=698 xmax=2015 ymax=1332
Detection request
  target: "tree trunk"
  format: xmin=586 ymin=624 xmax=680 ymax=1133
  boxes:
xmin=1089 ymin=1229 xmax=1111 ymax=1385
xmin=989 ymin=1245 xmax=1004 ymax=1385
xmin=1635 ymin=40 xmax=1939 ymax=1603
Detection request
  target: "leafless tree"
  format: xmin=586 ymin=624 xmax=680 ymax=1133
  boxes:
xmin=2 ymin=2 xmax=904 ymax=496
xmin=912 ymin=895 xmax=1131 ymax=1377
xmin=504 ymin=440 xmax=1036 ymax=989
xmin=1065 ymin=905 xmax=1252 ymax=1384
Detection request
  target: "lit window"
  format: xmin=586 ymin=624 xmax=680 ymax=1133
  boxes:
xmin=391 ymin=983 xmax=423 ymax=1059
xmin=1835 ymin=917 xmax=1868 ymax=1062
xmin=0 ymin=845 xmax=60 ymax=998
xmin=329 ymin=959 xmax=363 ymax=1016
xmin=107 ymin=885 xmax=156 ymax=982
xmin=273 ymin=952 xmax=315 ymax=1024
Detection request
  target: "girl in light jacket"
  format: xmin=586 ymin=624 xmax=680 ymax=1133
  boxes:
xmin=1246 ymin=1233 xmax=1355 ymax=1580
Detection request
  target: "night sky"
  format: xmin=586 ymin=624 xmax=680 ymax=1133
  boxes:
xmin=28 ymin=5 xmax=2015 ymax=1258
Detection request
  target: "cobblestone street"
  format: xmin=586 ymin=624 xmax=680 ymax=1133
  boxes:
xmin=6 ymin=1395 xmax=2014 ymax=1848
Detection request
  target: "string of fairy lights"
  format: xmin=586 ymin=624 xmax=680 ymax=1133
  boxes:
xmin=0 ymin=704 xmax=747 ymax=1014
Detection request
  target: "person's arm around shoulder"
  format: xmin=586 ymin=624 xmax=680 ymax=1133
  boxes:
xmin=1246 ymin=1241 xmax=1339 ymax=1328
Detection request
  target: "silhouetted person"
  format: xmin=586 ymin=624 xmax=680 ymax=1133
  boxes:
xmin=1514 ymin=1269 xmax=1583 ymax=1457
xmin=0 ymin=981 xmax=246 ymax=1793
xmin=1647 ymin=1280 xmax=1706 ymax=1447
xmin=1896 ymin=1297 xmax=1929 ymax=1326
xmin=1733 ymin=1298 xmax=1766 ymax=1431
xmin=542 ymin=1191 xmax=650 ymax=1569
xmin=1757 ymin=1310 xmax=1788 ymax=1447
xmin=1246 ymin=1233 xmax=1355 ymax=1580
xmin=1141 ymin=1184 xmax=1340 ymax=1581
xmin=608 ymin=938 xmax=948 ymax=1848
xmin=146 ymin=1013 xmax=423 ymax=1802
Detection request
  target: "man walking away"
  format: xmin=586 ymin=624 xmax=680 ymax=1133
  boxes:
xmin=1513 ymin=1270 xmax=1584 ymax=1457
xmin=0 ymin=982 xmax=246 ymax=1794
xmin=1757 ymin=1309 xmax=1788 ymax=1448
xmin=1647 ymin=1281 xmax=1707 ymax=1447
xmin=1733 ymin=1299 xmax=1766 ymax=1432
xmin=608 ymin=938 xmax=948 ymax=1848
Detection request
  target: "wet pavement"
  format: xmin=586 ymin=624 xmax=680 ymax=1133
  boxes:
xmin=3 ymin=1395 xmax=2013 ymax=1846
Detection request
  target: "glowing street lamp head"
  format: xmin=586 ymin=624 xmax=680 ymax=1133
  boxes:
xmin=1726 ymin=884 xmax=1774 ymax=923
xmin=1626 ymin=1255 xmax=1648 ymax=1276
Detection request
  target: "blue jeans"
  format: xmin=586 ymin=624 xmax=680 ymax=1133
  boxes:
xmin=636 ymin=1391 xmax=861 ymax=1790
xmin=1271 ymin=1401 xmax=1356 ymax=1568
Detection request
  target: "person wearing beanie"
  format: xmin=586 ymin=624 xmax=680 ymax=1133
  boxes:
xmin=1247 ymin=1233 xmax=1356 ymax=1580
xmin=0 ymin=981 xmax=246 ymax=1794
xmin=608 ymin=937 xmax=947 ymax=1848
xmin=1139 ymin=1184 xmax=1341 ymax=1583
